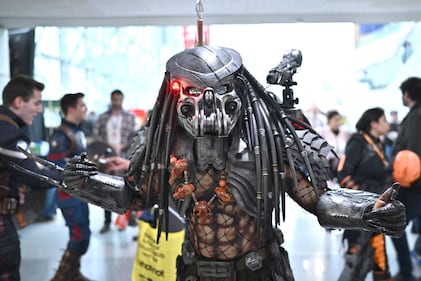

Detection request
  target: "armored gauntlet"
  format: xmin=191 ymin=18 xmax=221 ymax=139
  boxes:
xmin=316 ymin=187 xmax=406 ymax=238
xmin=63 ymin=153 xmax=134 ymax=214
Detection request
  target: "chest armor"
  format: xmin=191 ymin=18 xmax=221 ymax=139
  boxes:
xmin=170 ymin=130 xmax=262 ymax=259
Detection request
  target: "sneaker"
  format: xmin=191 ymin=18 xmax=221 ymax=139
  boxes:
xmin=411 ymin=250 xmax=421 ymax=266
xmin=99 ymin=223 xmax=110 ymax=234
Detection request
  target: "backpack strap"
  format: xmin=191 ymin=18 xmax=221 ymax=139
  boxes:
xmin=0 ymin=114 xmax=19 ymax=169
xmin=0 ymin=114 xmax=18 ymax=127
xmin=58 ymin=124 xmax=76 ymax=156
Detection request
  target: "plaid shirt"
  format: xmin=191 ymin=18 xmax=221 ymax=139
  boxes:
xmin=93 ymin=109 xmax=136 ymax=155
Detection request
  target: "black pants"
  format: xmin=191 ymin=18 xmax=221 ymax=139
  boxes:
xmin=104 ymin=210 xmax=112 ymax=224
xmin=340 ymin=230 xmax=391 ymax=281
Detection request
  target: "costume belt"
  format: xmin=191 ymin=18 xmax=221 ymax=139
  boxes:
xmin=196 ymin=248 xmax=266 ymax=278
xmin=0 ymin=198 xmax=17 ymax=215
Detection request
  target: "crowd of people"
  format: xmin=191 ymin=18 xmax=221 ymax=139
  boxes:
xmin=0 ymin=60 xmax=419 ymax=281
xmin=0 ymin=76 xmax=141 ymax=281
xmin=311 ymin=77 xmax=421 ymax=281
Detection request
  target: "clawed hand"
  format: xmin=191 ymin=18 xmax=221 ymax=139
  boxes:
xmin=365 ymin=183 xmax=406 ymax=238
xmin=63 ymin=153 xmax=98 ymax=180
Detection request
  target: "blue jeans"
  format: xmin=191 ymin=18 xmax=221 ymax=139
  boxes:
xmin=392 ymin=189 xmax=421 ymax=277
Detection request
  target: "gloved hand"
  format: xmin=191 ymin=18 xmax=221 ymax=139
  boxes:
xmin=363 ymin=183 xmax=406 ymax=238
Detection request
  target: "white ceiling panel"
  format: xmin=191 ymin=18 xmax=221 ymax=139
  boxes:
xmin=1 ymin=0 xmax=421 ymax=28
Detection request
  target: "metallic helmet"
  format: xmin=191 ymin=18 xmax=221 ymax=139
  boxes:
xmin=166 ymin=46 xmax=243 ymax=137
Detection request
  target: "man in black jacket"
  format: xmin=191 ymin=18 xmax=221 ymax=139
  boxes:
xmin=391 ymin=77 xmax=421 ymax=281
xmin=0 ymin=75 xmax=63 ymax=281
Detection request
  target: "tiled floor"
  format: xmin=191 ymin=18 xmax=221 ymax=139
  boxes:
xmin=19 ymin=198 xmax=421 ymax=281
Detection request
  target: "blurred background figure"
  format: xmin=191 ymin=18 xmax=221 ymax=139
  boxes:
xmin=81 ymin=110 xmax=98 ymax=145
xmin=47 ymin=93 xmax=91 ymax=281
xmin=336 ymin=107 xmax=392 ymax=281
xmin=390 ymin=77 xmax=421 ymax=281
xmin=305 ymin=102 xmax=325 ymax=131
xmin=35 ymin=185 xmax=57 ymax=222
xmin=384 ymin=110 xmax=400 ymax=161
xmin=320 ymin=110 xmax=351 ymax=186
xmin=402 ymin=41 xmax=414 ymax=64
xmin=93 ymin=89 xmax=137 ymax=234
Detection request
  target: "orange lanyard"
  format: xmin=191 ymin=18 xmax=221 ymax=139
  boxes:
xmin=362 ymin=133 xmax=389 ymax=168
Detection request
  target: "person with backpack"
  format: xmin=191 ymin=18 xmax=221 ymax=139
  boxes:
xmin=336 ymin=107 xmax=392 ymax=281
xmin=47 ymin=93 xmax=91 ymax=281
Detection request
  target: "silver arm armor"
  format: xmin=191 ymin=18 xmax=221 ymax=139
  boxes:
xmin=316 ymin=189 xmax=376 ymax=229
xmin=63 ymin=156 xmax=135 ymax=214
xmin=316 ymin=188 xmax=406 ymax=237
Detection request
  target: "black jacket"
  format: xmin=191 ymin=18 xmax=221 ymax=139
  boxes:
xmin=0 ymin=106 xmax=62 ymax=199
xmin=337 ymin=132 xmax=390 ymax=194
xmin=392 ymin=102 xmax=421 ymax=192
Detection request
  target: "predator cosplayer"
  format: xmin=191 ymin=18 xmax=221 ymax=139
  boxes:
xmin=17 ymin=46 xmax=406 ymax=281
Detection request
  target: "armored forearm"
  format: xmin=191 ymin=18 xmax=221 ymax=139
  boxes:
xmin=316 ymin=189 xmax=376 ymax=229
xmin=316 ymin=188 xmax=406 ymax=237
xmin=63 ymin=172 xmax=135 ymax=214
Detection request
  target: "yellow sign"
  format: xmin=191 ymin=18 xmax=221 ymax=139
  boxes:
xmin=132 ymin=220 xmax=185 ymax=281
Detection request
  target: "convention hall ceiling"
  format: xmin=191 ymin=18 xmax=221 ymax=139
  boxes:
xmin=1 ymin=0 xmax=421 ymax=28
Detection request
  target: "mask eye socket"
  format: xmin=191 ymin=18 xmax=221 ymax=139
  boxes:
xmin=215 ymin=84 xmax=233 ymax=95
xmin=225 ymin=100 xmax=239 ymax=114
xmin=180 ymin=104 xmax=195 ymax=118
xmin=184 ymin=87 xmax=201 ymax=96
